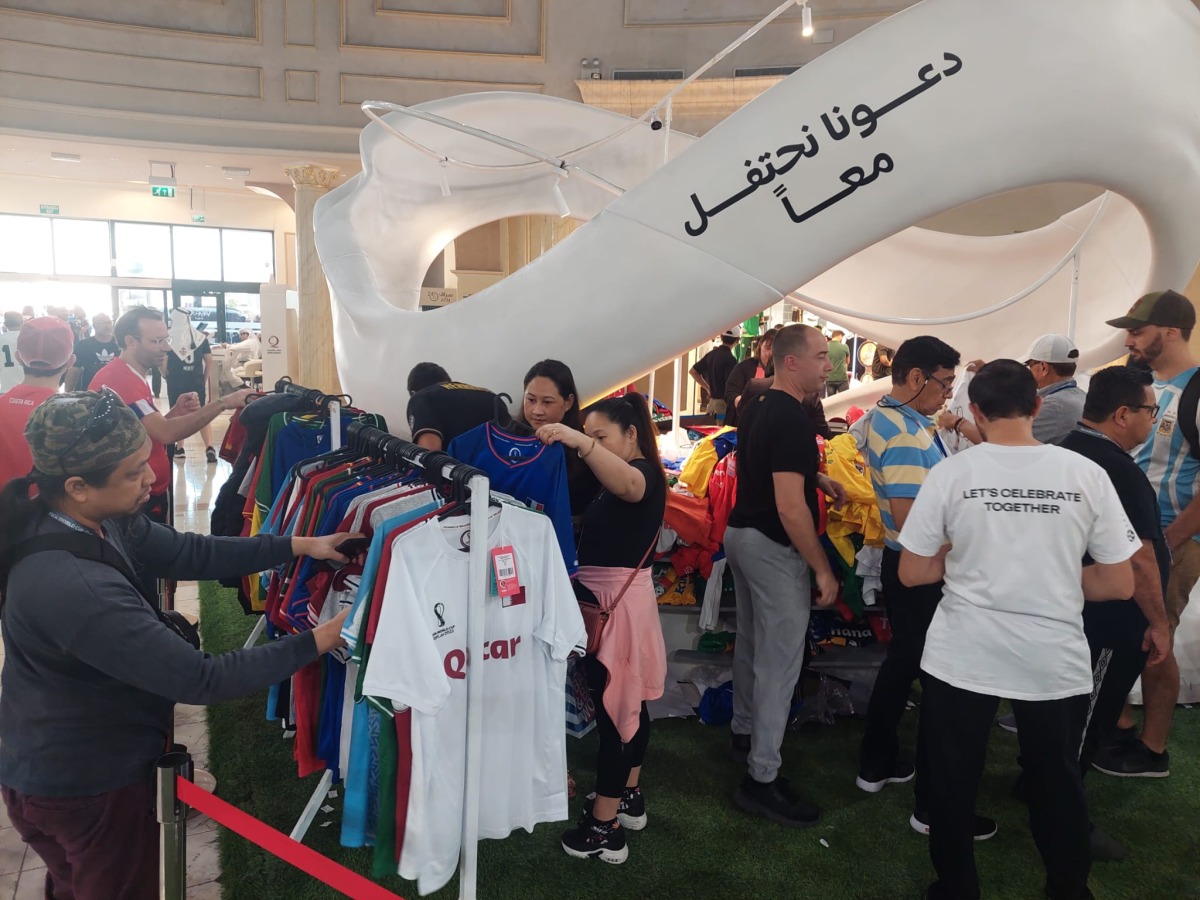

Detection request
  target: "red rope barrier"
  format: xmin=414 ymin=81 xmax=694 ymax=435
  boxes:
xmin=176 ymin=777 xmax=402 ymax=900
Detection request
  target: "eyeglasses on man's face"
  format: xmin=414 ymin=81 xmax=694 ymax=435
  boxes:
xmin=1129 ymin=403 xmax=1160 ymax=419
xmin=924 ymin=372 xmax=954 ymax=395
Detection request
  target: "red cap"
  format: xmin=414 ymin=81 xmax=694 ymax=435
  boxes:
xmin=17 ymin=317 xmax=75 ymax=371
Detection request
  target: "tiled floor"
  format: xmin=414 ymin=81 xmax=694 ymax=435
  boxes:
xmin=2 ymin=412 xmax=234 ymax=900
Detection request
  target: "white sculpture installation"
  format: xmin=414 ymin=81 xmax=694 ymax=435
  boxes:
xmin=315 ymin=0 xmax=1200 ymax=434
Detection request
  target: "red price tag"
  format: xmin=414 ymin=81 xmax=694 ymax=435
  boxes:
xmin=491 ymin=546 xmax=520 ymax=598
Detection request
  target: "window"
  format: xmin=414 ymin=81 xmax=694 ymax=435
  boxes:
xmin=114 ymin=222 xmax=172 ymax=278
xmin=52 ymin=218 xmax=112 ymax=276
xmin=172 ymin=226 xmax=222 ymax=280
xmin=0 ymin=215 xmax=53 ymax=275
xmin=221 ymin=229 xmax=274 ymax=282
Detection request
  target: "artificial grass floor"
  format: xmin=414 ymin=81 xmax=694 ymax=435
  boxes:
xmin=199 ymin=581 xmax=1200 ymax=899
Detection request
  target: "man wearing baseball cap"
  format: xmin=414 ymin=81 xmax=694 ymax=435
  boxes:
xmin=1096 ymin=289 xmax=1198 ymax=778
xmin=0 ymin=316 xmax=75 ymax=488
xmin=690 ymin=328 xmax=741 ymax=422
xmin=1022 ymin=334 xmax=1086 ymax=445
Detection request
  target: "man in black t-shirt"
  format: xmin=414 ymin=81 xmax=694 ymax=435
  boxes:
xmin=405 ymin=361 xmax=509 ymax=451
xmin=690 ymin=330 xmax=739 ymax=421
xmin=725 ymin=324 xmax=845 ymax=828
xmin=66 ymin=312 xmax=118 ymax=391
xmin=1058 ymin=367 xmax=1170 ymax=856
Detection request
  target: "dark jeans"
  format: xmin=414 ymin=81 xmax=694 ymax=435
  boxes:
xmin=1080 ymin=642 xmax=1149 ymax=776
xmin=586 ymin=655 xmax=650 ymax=798
xmin=923 ymin=675 xmax=1091 ymax=900
xmin=859 ymin=547 xmax=940 ymax=810
xmin=825 ymin=380 xmax=849 ymax=397
xmin=2 ymin=780 xmax=158 ymax=900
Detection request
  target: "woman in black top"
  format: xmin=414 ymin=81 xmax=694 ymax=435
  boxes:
xmin=536 ymin=393 xmax=667 ymax=866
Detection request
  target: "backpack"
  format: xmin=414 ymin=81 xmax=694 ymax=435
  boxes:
xmin=4 ymin=533 xmax=201 ymax=649
xmin=1178 ymin=369 xmax=1200 ymax=462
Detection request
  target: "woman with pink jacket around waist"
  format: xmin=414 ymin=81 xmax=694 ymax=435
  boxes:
xmin=535 ymin=390 xmax=667 ymax=866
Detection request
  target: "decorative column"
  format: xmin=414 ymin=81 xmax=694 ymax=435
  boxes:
xmin=285 ymin=164 xmax=341 ymax=393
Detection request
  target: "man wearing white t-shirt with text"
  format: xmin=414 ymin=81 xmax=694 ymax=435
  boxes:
xmin=898 ymin=360 xmax=1138 ymax=900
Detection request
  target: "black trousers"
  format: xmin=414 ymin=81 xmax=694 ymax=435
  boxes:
xmin=923 ymin=675 xmax=1091 ymax=900
xmin=1080 ymin=641 xmax=1149 ymax=776
xmin=585 ymin=655 xmax=650 ymax=798
xmin=859 ymin=547 xmax=940 ymax=811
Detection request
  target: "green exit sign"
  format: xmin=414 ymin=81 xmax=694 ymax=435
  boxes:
xmin=191 ymin=214 xmax=206 ymax=223
xmin=151 ymin=185 xmax=175 ymax=198
xmin=39 ymin=204 xmax=59 ymax=215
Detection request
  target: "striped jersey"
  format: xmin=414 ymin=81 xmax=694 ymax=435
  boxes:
xmin=1135 ymin=367 xmax=1200 ymax=539
xmin=866 ymin=401 xmax=947 ymax=551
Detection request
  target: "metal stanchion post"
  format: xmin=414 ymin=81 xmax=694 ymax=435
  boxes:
xmin=157 ymin=748 xmax=193 ymax=900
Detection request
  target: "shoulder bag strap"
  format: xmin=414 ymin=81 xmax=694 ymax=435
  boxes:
xmin=7 ymin=533 xmax=200 ymax=648
xmin=8 ymin=533 xmax=159 ymax=609
xmin=606 ymin=537 xmax=658 ymax=618
xmin=1178 ymin=369 xmax=1200 ymax=461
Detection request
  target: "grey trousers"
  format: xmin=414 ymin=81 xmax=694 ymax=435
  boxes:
xmin=726 ymin=525 xmax=812 ymax=783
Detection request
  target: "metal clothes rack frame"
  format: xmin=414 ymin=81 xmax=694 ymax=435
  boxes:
xmin=248 ymin=382 xmax=492 ymax=900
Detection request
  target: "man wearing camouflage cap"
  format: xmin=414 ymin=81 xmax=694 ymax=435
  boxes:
xmin=0 ymin=390 xmax=362 ymax=899
xmin=1098 ymin=289 xmax=1198 ymax=778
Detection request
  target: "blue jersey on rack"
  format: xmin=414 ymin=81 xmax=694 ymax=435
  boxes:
xmin=448 ymin=423 xmax=577 ymax=572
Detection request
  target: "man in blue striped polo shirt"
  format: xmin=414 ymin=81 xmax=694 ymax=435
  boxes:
xmin=855 ymin=335 xmax=997 ymax=839
xmin=1097 ymin=289 xmax=1199 ymax=778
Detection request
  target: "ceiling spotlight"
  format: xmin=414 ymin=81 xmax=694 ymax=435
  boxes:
xmin=50 ymin=152 xmax=81 ymax=163
xmin=802 ymin=3 xmax=814 ymax=37
xmin=222 ymin=166 xmax=251 ymax=177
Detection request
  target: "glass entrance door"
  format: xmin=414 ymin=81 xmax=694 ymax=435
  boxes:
xmin=171 ymin=281 xmax=261 ymax=344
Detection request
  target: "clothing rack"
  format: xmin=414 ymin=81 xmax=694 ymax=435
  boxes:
xmin=252 ymin=385 xmax=492 ymax=900
xmin=241 ymin=381 xmax=347 ymax=652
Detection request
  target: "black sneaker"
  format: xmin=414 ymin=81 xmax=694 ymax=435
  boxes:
xmin=855 ymin=759 xmax=915 ymax=794
xmin=733 ymin=775 xmax=819 ymax=828
xmin=1092 ymin=741 xmax=1169 ymax=778
xmin=1089 ymin=824 xmax=1128 ymax=862
xmin=206 ymin=446 xmax=217 ymax=464
xmin=730 ymin=732 xmax=751 ymax=765
xmin=561 ymin=815 xmax=628 ymax=864
xmin=1099 ymin=724 xmax=1139 ymax=751
xmin=997 ymin=713 xmax=1018 ymax=733
xmin=910 ymin=811 xmax=998 ymax=841
xmin=583 ymin=787 xmax=647 ymax=831
xmin=174 ymin=446 xmax=185 ymax=459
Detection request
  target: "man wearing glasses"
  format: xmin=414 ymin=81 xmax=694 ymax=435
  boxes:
xmin=856 ymin=337 xmax=1000 ymax=840
xmin=89 ymin=306 xmax=251 ymax=602
xmin=1093 ymin=290 xmax=1200 ymax=779
xmin=1022 ymin=334 xmax=1087 ymax=445
xmin=1056 ymin=365 xmax=1171 ymax=860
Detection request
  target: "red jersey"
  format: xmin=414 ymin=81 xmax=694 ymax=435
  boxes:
xmin=89 ymin=358 xmax=169 ymax=495
xmin=0 ymin=385 xmax=57 ymax=487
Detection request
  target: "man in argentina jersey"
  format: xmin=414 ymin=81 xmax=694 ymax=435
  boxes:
xmin=1102 ymin=289 xmax=1200 ymax=778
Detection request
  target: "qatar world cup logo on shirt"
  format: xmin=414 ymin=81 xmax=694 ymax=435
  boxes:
xmin=434 ymin=603 xmax=446 ymax=627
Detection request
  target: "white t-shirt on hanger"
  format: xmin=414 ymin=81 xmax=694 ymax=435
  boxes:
xmin=899 ymin=442 xmax=1139 ymax=701
xmin=361 ymin=504 xmax=585 ymax=896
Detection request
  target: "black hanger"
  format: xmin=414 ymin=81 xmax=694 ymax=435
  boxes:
xmin=491 ymin=392 xmax=535 ymax=438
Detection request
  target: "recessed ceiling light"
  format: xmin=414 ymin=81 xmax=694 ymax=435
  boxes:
xmin=108 ymin=156 xmax=120 ymax=161
xmin=50 ymin=152 xmax=81 ymax=163
xmin=222 ymin=166 xmax=251 ymax=177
